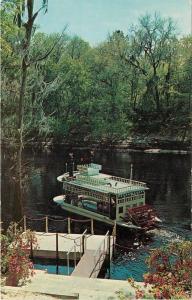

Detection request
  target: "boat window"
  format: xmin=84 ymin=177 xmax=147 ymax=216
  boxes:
xmin=119 ymin=206 xmax=123 ymax=214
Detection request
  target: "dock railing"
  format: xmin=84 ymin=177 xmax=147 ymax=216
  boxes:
xmin=19 ymin=215 xmax=95 ymax=235
xmin=67 ymin=244 xmax=75 ymax=275
xmin=91 ymin=230 xmax=109 ymax=278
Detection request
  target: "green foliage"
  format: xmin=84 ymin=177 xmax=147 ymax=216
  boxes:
xmin=1 ymin=6 xmax=191 ymax=146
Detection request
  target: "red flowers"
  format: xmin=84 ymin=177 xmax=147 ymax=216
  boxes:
xmin=1 ymin=222 xmax=37 ymax=286
xmin=128 ymin=241 xmax=192 ymax=299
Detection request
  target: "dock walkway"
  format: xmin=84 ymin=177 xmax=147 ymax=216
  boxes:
xmin=31 ymin=231 xmax=114 ymax=278
xmin=71 ymin=249 xmax=104 ymax=278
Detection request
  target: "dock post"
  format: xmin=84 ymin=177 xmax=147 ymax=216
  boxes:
xmin=24 ymin=215 xmax=27 ymax=232
xmin=108 ymin=235 xmax=111 ymax=279
xmin=91 ymin=219 xmax=94 ymax=235
xmin=82 ymin=235 xmax=85 ymax=255
xmin=30 ymin=237 xmax=33 ymax=260
xmin=112 ymin=221 xmax=116 ymax=258
xmin=74 ymin=243 xmax=77 ymax=267
xmin=45 ymin=216 xmax=48 ymax=233
xmin=68 ymin=217 xmax=71 ymax=234
xmin=67 ymin=253 xmax=70 ymax=275
xmin=56 ymin=233 xmax=59 ymax=274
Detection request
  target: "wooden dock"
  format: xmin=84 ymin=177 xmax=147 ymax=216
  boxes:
xmin=31 ymin=231 xmax=114 ymax=278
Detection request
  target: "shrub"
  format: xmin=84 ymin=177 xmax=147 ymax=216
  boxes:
xmin=118 ymin=241 xmax=192 ymax=299
xmin=1 ymin=222 xmax=38 ymax=286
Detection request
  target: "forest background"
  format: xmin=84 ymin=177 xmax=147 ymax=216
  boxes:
xmin=1 ymin=0 xmax=192 ymax=151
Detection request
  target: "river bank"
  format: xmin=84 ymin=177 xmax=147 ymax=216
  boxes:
xmin=29 ymin=135 xmax=191 ymax=154
xmin=2 ymin=134 xmax=190 ymax=154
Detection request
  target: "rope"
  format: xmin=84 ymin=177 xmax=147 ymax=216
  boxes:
xmin=85 ymin=234 xmax=93 ymax=238
xmin=57 ymin=233 xmax=68 ymax=238
xmin=115 ymin=243 xmax=133 ymax=251
xmin=25 ymin=215 xmax=91 ymax=223
xmin=74 ymin=241 xmax=81 ymax=247
xmin=17 ymin=217 xmax=24 ymax=225
xmin=26 ymin=216 xmax=46 ymax=221
xmin=35 ymin=232 xmax=56 ymax=236
xmin=58 ymin=233 xmax=81 ymax=241
xmin=70 ymin=218 xmax=91 ymax=223
xmin=48 ymin=217 xmax=68 ymax=222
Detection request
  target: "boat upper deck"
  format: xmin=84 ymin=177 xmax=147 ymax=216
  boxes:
xmin=65 ymin=173 xmax=147 ymax=196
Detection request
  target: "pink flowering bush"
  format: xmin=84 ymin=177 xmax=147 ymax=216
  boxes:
xmin=118 ymin=241 xmax=192 ymax=299
xmin=1 ymin=222 xmax=38 ymax=286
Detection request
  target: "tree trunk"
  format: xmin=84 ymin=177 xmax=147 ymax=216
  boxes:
xmin=17 ymin=0 xmax=35 ymax=214
xmin=153 ymin=66 xmax=160 ymax=112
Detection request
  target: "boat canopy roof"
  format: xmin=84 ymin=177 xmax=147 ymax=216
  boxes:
xmin=63 ymin=164 xmax=147 ymax=198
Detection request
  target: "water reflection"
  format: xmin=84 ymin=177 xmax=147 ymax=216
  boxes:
xmin=2 ymin=148 xmax=190 ymax=228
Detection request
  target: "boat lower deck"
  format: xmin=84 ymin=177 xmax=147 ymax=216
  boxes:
xmin=54 ymin=199 xmax=140 ymax=229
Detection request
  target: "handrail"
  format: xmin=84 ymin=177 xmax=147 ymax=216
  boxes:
xmin=67 ymin=244 xmax=75 ymax=275
xmin=91 ymin=230 xmax=109 ymax=278
xmin=22 ymin=215 xmax=93 ymax=233
xmin=93 ymin=230 xmax=109 ymax=259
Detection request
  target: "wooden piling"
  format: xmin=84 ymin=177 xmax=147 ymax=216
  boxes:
xmin=91 ymin=219 xmax=94 ymax=235
xmin=56 ymin=233 xmax=59 ymax=274
xmin=24 ymin=215 xmax=27 ymax=232
xmin=108 ymin=235 xmax=111 ymax=279
xmin=68 ymin=217 xmax=71 ymax=234
xmin=30 ymin=237 xmax=33 ymax=259
xmin=82 ymin=235 xmax=85 ymax=255
xmin=45 ymin=216 xmax=48 ymax=233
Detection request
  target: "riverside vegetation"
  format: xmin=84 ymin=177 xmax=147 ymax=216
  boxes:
xmin=1 ymin=0 xmax=191 ymax=150
xmin=1 ymin=2 xmax=191 ymax=298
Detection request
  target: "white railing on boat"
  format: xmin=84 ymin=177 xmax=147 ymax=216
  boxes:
xmin=76 ymin=175 xmax=107 ymax=186
xmin=72 ymin=176 xmax=146 ymax=194
xmin=111 ymin=176 xmax=146 ymax=187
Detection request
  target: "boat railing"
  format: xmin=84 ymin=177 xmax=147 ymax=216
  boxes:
xmin=72 ymin=177 xmax=146 ymax=194
xmin=76 ymin=174 xmax=106 ymax=186
xmin=76 ymin=174 xmax=146 ymax=187
xmin=111 ymin=176 xmax=146 ymax=187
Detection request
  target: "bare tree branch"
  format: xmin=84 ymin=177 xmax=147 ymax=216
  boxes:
xmin=28 ymin=26 xmax=68 ymax=65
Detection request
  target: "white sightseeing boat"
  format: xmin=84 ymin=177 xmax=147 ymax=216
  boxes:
xmin=53 ymin=163 xmax=161 ymax=230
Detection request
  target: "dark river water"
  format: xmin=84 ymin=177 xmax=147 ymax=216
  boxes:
xmin=1 ymin=148 xmax=191 ymax=281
